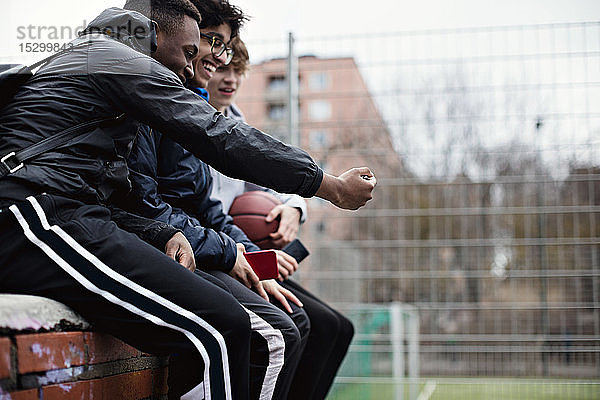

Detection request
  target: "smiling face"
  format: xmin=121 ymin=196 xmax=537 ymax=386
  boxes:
xmin=188 ymin=23 xmax=233 ymax=89
xmin=207 ymin=64 xmax=244 ymax=112
xmin=153 ymin=15 xmax=200 ymax=84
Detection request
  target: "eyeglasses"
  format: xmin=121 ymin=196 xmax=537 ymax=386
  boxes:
xmin=200 ymin=33 xmax=234 ymax=65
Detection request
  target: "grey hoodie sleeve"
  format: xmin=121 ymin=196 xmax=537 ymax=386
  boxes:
xmin=88 ymin=55 xmax=324 ymax=198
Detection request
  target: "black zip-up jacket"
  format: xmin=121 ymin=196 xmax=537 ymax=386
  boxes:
xmin=0 ymin=8 xmax=323 ymax=245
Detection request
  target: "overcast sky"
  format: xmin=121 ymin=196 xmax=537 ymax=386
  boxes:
xmin=3 ymin=0 xmax=599 ymax=63
xmin=1 ymin=0 xmax=598 ymax=177
xmin=235 ymin=0 xmax=600 ymax=38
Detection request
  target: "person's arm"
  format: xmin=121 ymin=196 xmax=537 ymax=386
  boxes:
xmin=108 ymin=206 xmax=179 ymax=250
xmin=263 ymin=205 xmax=301 ymax=249
xmin=164 ymin=232 xmax=196 ymax=272
xmin=244 ymin=182 xmax=308 ymax=223
xmin=127 ymin=132 xmax=266 ymax=292
xmin=230 ymin=243 xmax=268 ymax=301
xmin=315 ymin=168 xmax=376 ymax=210
xmin=276 ymin=194 xmax=307 ymax=223
xmin=262 ymin=280 xmax=303 ymax=313
xmin=242 ymin=182 xmax=305 ymax=248
xmin=183 ymin=168 xmax=260 ymax=252
xmin=151 ymin=138 xmax=262 ymax=254
xmin=89 ymin=57 xmax=374 ymax=208
xmin=107 ymin=207 xmax=195 ymax=271
xmin=123 ymin=127 xmax=239 ymax=272
xmin=162 ymin=209 xmax=239 ymax=272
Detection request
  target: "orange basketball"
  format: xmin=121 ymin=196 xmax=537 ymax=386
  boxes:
xmin=230 ymin=191 xmax=282 ymax=249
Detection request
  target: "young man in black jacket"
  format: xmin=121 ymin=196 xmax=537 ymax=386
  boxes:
xmin=0 ymin=1 xmax=376 ymax=399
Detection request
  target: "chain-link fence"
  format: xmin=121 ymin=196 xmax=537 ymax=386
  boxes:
xmin=236 ymin=21 xmax=600 ymax=399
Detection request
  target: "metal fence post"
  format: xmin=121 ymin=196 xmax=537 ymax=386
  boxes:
xmin=408 ymin=307 xmax=420 ymax=400
xmin=287 ymin=31 xmax=299 ymax=147
xmin=391 ymin=302 xmax=405 ymax=400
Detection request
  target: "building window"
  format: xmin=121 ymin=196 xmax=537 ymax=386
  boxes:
xmin=268 ymin=75 xmax=286 ymax=91
xmin=308 ymin=100 xmax=331 ymax=121
xmin=315 ymin=221 xmax=326 ymax=233
xmin=309 ymin=130 xmax=328 ymax=149
xmin=268 ymin=103 xmax=287 ymax=121
xmin=309 ymin=72 xmax=329 ymax=91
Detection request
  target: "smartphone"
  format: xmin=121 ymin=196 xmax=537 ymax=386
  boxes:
xmin=282 ymin=239 xmax=310 ymax=263
xmin=244 ymin=250 xmax=278 ymax=280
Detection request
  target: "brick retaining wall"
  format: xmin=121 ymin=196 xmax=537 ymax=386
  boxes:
xmin=0 ymin=295 xmax=168 ymax=399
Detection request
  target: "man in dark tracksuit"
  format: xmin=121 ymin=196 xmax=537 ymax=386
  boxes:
xmin=0 ymin=3 xmax=376 ymax=400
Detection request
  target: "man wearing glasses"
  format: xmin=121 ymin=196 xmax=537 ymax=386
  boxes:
xmin=202 ymin=33 xmax=234 ymax=65
xmin=188 ymin=32 xmax=233 ymax=95
xmin=121 ymin=1 xmax=311 ymax=399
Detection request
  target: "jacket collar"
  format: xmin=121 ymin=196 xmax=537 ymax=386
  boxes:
xmin=79 ymin=8 xmax=156 ymax=55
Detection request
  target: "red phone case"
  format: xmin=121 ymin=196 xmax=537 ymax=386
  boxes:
xmin=243 ymin=250 xmax=278 ymax=280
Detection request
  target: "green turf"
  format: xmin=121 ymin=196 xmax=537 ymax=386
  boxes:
xmin=326 ymin=382 xmax=403 ymax=400
xmin=326 ymin=378 xmax=600 ymax=400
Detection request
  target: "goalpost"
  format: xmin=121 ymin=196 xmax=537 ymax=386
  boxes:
xmin=332 ymin=303 xmax=420 ymax=399
xmin=391 ymin=303 xmax=420 ymax=400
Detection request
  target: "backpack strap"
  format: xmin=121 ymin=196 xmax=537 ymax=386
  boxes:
xmin=0 ymin=40 xmax=122 ymax=178
xmin=0 ymin=114 xmax=125 ymax=178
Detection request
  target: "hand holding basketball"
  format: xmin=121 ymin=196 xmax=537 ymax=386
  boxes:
xmin=229 ymin=191 xmax=282 ymax=249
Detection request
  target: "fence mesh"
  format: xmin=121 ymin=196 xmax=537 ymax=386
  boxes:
xmin=237 ymin=22 xmax=600 ymax=399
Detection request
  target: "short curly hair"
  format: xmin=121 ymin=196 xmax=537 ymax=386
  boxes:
xmin=190 ymin=0 xmax=248 ymax=39
xmin=124 ymin=0 xmax=201 ymax=35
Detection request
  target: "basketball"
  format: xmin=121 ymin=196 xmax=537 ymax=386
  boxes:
xmin=230 ymin=191 xmax=282 ymax=249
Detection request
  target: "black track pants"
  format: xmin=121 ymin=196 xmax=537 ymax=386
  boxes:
xmin=206 ymin=271 xmax=309 ymax=400
xmin=282 ymin=280 xmax=354 ymax=400
xmin=0 ymin=194 xmax=252 ymax=400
